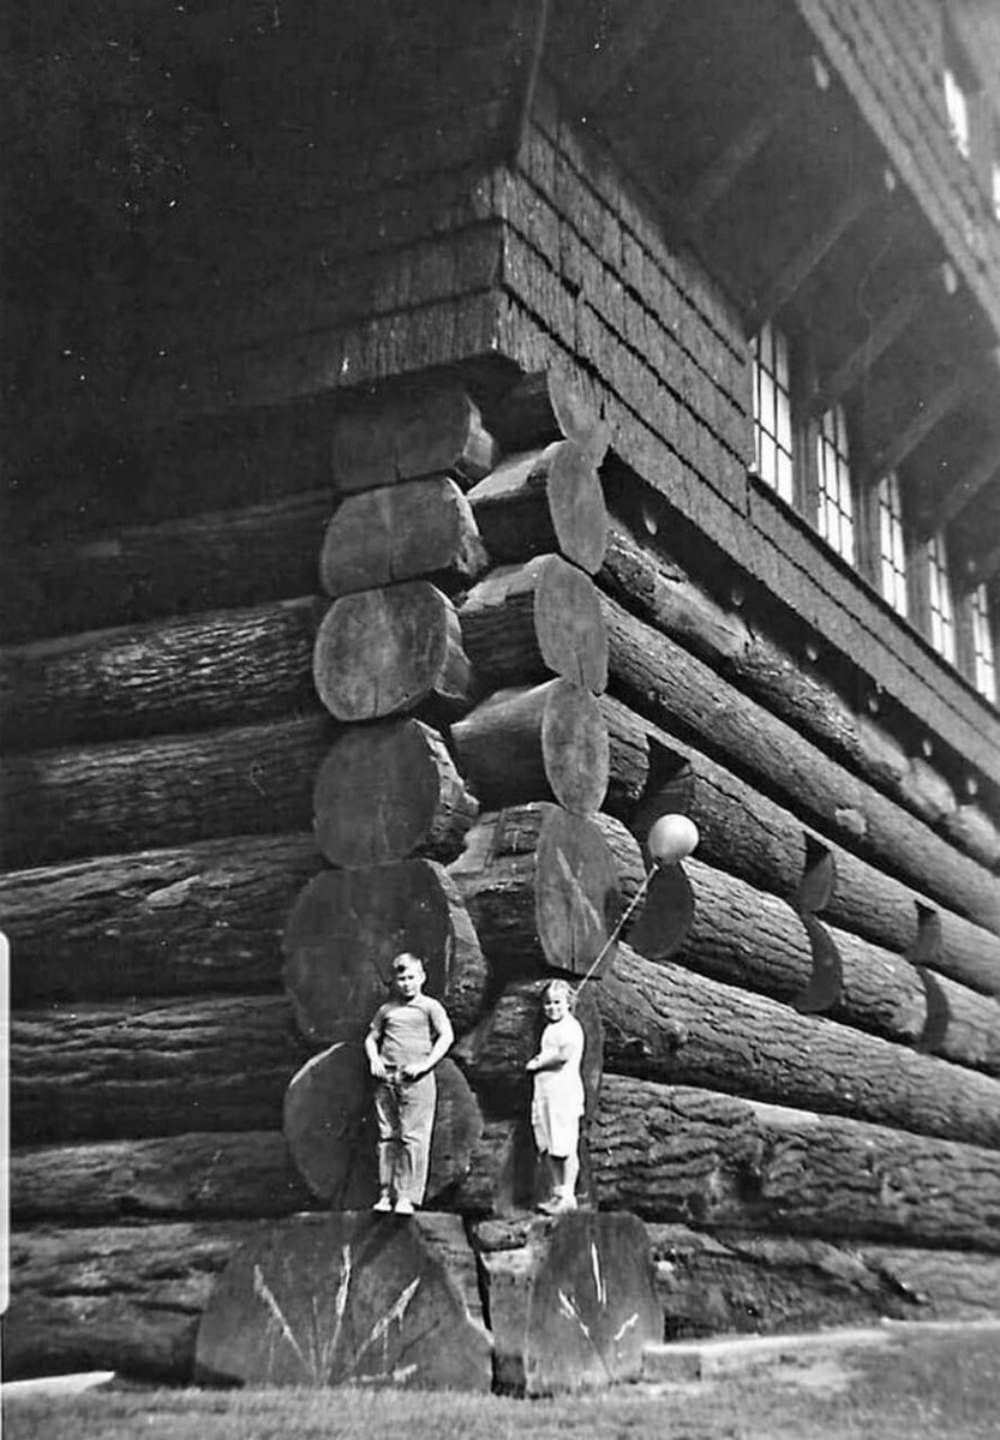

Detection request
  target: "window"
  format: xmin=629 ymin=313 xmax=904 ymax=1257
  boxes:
xmin=876 ymin=471 xmax=908 ymax=618
xmin=816 ymin=402 xmax=855 ymax=564
xmin=992 ymin=158 xmax=1000 ymax=222
xmin=944 ymin=67 xmax=971 ymax=159
xmin=971 ymin=582 xmax=997 ymax=703
xmin=927 ymin=530 xmax=956 ymax=663
xmin=752 ymin=320 xmax=794 ymax=502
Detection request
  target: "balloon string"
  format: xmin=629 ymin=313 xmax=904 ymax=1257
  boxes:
xmin=575 ymin=864 xmax=657 ymax=995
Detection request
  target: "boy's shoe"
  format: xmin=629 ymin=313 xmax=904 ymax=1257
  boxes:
xmin=394 ymin=1198 xmax=415 ymax=1215
xmin=372 ymin=1193 xmax=393 ymax=1213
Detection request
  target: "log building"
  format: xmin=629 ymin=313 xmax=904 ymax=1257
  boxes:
xmin=5 ymin=0 xmax=1000 ymax=1380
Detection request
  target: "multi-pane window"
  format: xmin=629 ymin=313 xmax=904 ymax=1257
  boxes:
xmin=876 ymin=471 xmax=908 ymax=618
xmin=971 ymin=582 xmax=997 ymax=704
xmin=751 ymin=320 xmax=794 ymax=502
xmin=992 ymin=159 xmax=1000 ymax=222
xmin=816 ymin=402 xmax=855 ymax=564
xmin=927 ymin=530 xmax=956 ymax=663
xmin=944 ymin=67 xmax=971 ymax=159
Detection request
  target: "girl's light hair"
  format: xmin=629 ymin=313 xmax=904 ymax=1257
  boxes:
xmin=392 ymin=951 xmax=425 ymax=973
xmin=542 ymin=978 xmax=575 ymax=1006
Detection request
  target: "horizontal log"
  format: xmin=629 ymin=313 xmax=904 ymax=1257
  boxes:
xmin=313 ymin=718 xmax=478 ymax=867
xmin=0 ymin=490 xmax=335 ymax=644
xmin=448 ymin=803 xmax=621 ymax=979
xmin=9 ymin=1131 xmax=315 ymax=1223
xmin=646 ymin=1225 xmax=1000 ymax=1335
xmin=319 ymin=474 xmax=489 ymax=597
xmin=282 ymin=859 xmax=489 ymax=1042
xmin=451 ymin=679 xmax=611 ymax=815
xmin=598 ymin=944 xmax=1000 ymax=1149
xmin=459 ymin=555 xmax=609 ymax=693
xmin=676 ymin=858 xmax=1000 ymax=1075
xmin=601 ymin=516 xmax=1000 ymax=871
xmin=313 ymin=581 xmax=474 ymax=721
xmin=0 ymin=596 xmax=323 ymax=751
xmin=467 ymin=441 xmax=609 ymax=574
xmin=590 ymin=1076 xmax=1000 ymax=1250
xmin=6 ymin=1220 xmax=265 ymax=1380
xmin=10 ymin=995 xmax=309 ymax=1145
xmin=331 ymin=382 xmax=497 ymax=493
xmin=485 ymin=369 xmax=610 ymax=461
xmin=601 ymin=694 xmax=1000 ymax=997
xmin=3 ymin=833 xmax=322 ymax=1004
xmin=196 ymin=1212 xmax=492 ymax=1391
xmin=1 ymin=714 xmax=336 ymax=870
xmin=600 ymin=591 xmax=1000 ymax=935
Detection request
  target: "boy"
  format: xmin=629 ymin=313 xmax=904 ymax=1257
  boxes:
xmin=525 ymin=978 xmax=585 ymax=1214
xmin=364 ymin=952 xmax=454 ymax=1215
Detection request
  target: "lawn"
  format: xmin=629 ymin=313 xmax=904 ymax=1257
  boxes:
xmin=5 ymin=1327 xmax=1000 ymax=1440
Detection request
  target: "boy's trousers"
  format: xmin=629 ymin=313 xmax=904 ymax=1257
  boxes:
xmin=374 ymin=1072 xmax=436 ymax=1204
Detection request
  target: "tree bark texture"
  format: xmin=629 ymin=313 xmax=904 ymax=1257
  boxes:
xmin=459 ymin=555 xmax=609 ymax=693
xmin=0 ymin=490 xmax=335 ymax=644
xmin=472 ymin=1212 xmax=660 ymax=1395
xmin=601 ymin=518 xmax=1000 ymax=871
xmin=597 ymin=943 xmax=1000 ymax=1149
xmin=313 ymin=581 xmax=474 ymax=721
xmin=195 ymin=1212 xmax=493 ymax=1390
xmin=283 ymin=1046 xmax=482 ymax=1209
xmin=282 ymin=859 xmax=488 ymax=1043
xmin=3 ymin=833 xmax=322 ymax=1005
xmin=448 ymin=803 xmax=621 ymax=979
xmin=451 ymin=679 xmax=611 ymax=815
xmin=312 ymin=718 xmax=479 ymax=867
xmin=6 ymin=1220 xmax=266 ymax=1381
xmin=1 ymin=714 xmax=336 ymax=870
xmin=1 ymin=596 xmax=323 ymax=751
xmin=319 ymin=475 xmax=488 ymax=597
xmin=485 ymin=369 xmax=610 ymax=462
xmin=601 ymin=591 xmax=1000 ymax=935
xmin=467 ymin=441 xmax=609 ymax=574
xmin=10 ymin=995 xmax=308 ymax=1145
xmin=601 ymin=694 xmax=1000 ymax=997
xmin=331 ymin=382 xmax=497 ymax=493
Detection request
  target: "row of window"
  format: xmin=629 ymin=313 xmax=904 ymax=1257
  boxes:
xmin=751 ymin=319 xmax=997 ymax=705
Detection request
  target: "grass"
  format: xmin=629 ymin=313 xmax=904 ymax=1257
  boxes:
xmin=5 ymin=1328 xmax=1000 ymax=1440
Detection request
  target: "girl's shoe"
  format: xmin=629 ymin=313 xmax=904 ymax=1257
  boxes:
xmin=394 ymin=1198 xmax=415 ymax=1215
xmin=372 ymin=1193 xmax=393 ymax=1213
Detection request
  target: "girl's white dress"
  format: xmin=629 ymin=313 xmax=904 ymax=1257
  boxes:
xmin=531 ymin=1013 xmax=585 ymax=1157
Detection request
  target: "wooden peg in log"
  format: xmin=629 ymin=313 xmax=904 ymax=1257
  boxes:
xmin=467 ymin=442 xmax=609 ymax=574
xmin=454 ymin=978 xmax=604 ymax=1120
xmin=459 ymin=555 xmax=608 ymax=693
xmin=448 ymin=802 xmax=621 ymax=978
xmin=283 ymin=1044 xmax=483 ymax=1209
xmin=472 ymin=1211 xmax=660 ymax=1394
xmin=451 ymin=679 xmax=610 ymax=815
xmin=331 ymin=383 xmax=498 ymax=493
xmin=313 ymin=718 xmax=479 ymax=867
xmin=313 ymin=581 xmax=474 ymax=722
xmin=282 ymin=859 xmax=489 ymax=1043
xmin=319 ymin=475 xmax=489 ymax=598
xmin=195 ymin=1211 xmax=493 ymax=1390
xmin=488 ymin=370 xmax=611 ymax=464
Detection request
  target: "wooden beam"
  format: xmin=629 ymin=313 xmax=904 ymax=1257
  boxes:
xmin=567 ymin=0 xmax=682 ymax=109
xmin=810 ymin=285 xmax=924 ymax=417
xmin=745 ymin=184 xmax=877 ymax=337
xmin=684 ymin=107 xmax=784 ymax=229
xmin=862 ymin=365 xmax=978 ymax=484
xmin=917 ymin=434 xmax=1000 ymax=539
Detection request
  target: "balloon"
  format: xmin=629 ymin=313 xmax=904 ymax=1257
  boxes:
xmin=647 ymin=813 xmax=699 ymax=865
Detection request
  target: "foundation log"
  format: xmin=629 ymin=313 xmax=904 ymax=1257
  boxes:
xmin=312 ymin=718 xmax=479 ymax=867
xmin=282 ymin=859 xmax=488 ymax=1043
xmin=331 ymin=382 xmax=497 ymax=493
xmin=313 ymin=580 xmax=474 ymax=721
xmin=3 ymin=833 xmax=322 ymax=1005
xmin=486 ymin=369 xmax=611 ymax=461
xmin=467 ymin=441 xmax=609 ymax=574
xmin=319 ymin=474 xmax=488 ymax=597
xmin=0 ymin=597 xmax=323 ymax=751
xmin=459 ymin=555 xmax=609 ymax=693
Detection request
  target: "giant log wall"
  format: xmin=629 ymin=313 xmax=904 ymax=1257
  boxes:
xmin=5 ymin=0 xmax=1000 ymax=1381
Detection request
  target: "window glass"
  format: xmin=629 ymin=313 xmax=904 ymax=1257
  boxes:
xmin=816 ymin=402 xmax=855 ymax=564
xmin=944 ymin=67 xmax=971 ymax=159
xmin=877 ymin=471 xmax=908 ymax=617
xmin=752 ymin=321 xmax=794 ymax=503
xmin=928 ymin=530 xmax=956 ymax=663
xmin=971 ymin=582 xmax=997 ymax=703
